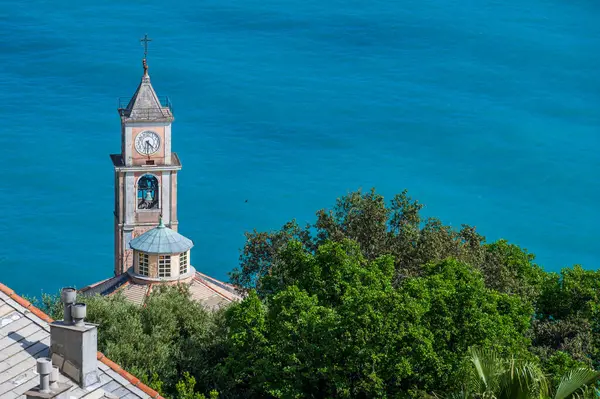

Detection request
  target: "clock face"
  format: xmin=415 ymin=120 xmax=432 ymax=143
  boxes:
xmin=135 ymin=131 xmax=161 ymax=155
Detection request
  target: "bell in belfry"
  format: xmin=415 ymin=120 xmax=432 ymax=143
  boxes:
xmin=145 ymin=191 xmax=153 ymax=201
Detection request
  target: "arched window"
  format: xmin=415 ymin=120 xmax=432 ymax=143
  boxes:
xmin=138 ymin=174 xmax=159 ymax=210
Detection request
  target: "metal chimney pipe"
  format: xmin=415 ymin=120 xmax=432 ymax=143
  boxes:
xmin=71 ymin=303 xmax=87 ymax=327
xmin=36 ymin=358 xmax=53 ymax=393
xmin=49 ymin=366 xmax=59 ymax=389
xmin=61 ymin=287 xmax=77 ymax=324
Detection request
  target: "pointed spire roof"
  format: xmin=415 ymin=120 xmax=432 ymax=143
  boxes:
xmin=129 ymin=218 xmax=194 ymax=254
xmin=119 ymin=59 xmax=173 ymax=122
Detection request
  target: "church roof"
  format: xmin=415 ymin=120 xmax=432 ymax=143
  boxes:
xmin=0 ymin=282 xmax=164 ymax=399
xmin=119 ymin=59 xmax=173 ymax=122
xmin=129 ymin=219 xmax=194 ymax=254
xmin=80 ymin=271 xmax=242 ymax=310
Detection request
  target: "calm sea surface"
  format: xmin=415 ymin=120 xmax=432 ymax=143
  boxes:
xmin=0 ymin=0 xmax=598 ymax=298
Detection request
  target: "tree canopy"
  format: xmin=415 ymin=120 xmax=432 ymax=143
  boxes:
xmin=229 ymin=188 xmax=546 ymax=306
xmin=220 ymin=240 xmax=536 ymax=397
xmin=35 ymin=188 xmax=599 ymax=398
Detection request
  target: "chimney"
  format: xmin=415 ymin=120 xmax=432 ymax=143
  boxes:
xmin=48 ymin=288 xmax=100 ymax=388
xmin=24 ymin=358 xmax=70 ymax=398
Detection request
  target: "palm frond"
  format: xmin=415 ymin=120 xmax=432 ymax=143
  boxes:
xmin=553 ymin=368 xmax=600 ymax=399
xmin=498 ymin=357 xmax=548 ymax=399
xmin=468 ymin=346 xmax=504 ymax=395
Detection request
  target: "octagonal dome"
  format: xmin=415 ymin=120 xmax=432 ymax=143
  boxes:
xmin=129 ymin=219 xmax=194 ymax=254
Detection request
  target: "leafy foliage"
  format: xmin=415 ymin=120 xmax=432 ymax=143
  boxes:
xmin=219 ymin=240 xmax=535 ymax=397
xmin=32 ymin=188 xmax=599 ymax=398
xmin=535 ymin=266 xmax=600 ymax=369
xmin=230 ymin=188 xmax=546 ymax=305
xmin=176 ymin=372 xmax=220 ymax=399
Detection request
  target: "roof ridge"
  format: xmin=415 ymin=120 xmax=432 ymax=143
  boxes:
xmin=0 ymin=281 xmax=165 ymax=399
xmin=192 ymin=276 xmax=236 ymax=302
xmin=195 ymin=271 xmax=239 ymax=293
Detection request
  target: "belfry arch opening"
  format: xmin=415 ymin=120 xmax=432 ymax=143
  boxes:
xmin=137 ymin=174 xmax=159 ymax=210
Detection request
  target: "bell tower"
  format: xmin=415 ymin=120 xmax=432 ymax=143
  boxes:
xmin=111 ymin=53 xmax=182 ymax=276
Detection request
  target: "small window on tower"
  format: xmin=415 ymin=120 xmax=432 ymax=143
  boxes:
xmin=158 ymin=255 xmax=171 ymax=278
xmin=138 ymin=252 xmax=149 ymax=276
xmin=179 ymin=252 xmax=188 ymax=275
xmin=137 ymin=174 xmax=159 ymax=210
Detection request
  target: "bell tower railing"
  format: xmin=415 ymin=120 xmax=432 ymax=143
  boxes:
xmin=117 ymin=96 xmax=173 ymax=121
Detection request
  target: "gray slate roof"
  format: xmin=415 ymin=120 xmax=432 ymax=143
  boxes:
xmin=0 ymin=290 xmax=155 ymax=398
xmin=120 ymin=70 xmax=172 ymax=122
xmin=129 ymin=219 xmax=194 ymax=254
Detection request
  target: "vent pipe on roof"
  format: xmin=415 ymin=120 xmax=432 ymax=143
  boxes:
xmin=37 ymin=358 xmax=52 ymax=393
xmin=61 ymin=287 xmax=76 ymax=324
xmin=49 ymin=366 xmax=59 ymax=389
xmin=71 ymin=303 xmax=86 ymax=327
xmin=25 ymin=360 xmax=71 ymax=398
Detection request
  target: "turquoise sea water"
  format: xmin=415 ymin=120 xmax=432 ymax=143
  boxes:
xmin=0 ymin=0 xmax=598 ymax=298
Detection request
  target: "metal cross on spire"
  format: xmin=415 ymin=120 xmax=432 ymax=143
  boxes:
xmin=140 ymin=34 xmax=152 ymax=59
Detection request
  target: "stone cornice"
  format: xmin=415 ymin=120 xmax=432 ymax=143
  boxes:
xmin=114 ymin=164 xmax=182 ymax=172
xmin=110 ymin=153 xmax=182 ymax=172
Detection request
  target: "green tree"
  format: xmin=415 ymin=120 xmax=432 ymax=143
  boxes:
xmin=537 ymin=266 xmax=600 ymax=321
xmin=481 ymin=240 xmax=546 ymax=305
xmin=400 ymin=258 xmax=534 ymax=391
xmin=220 ymin=240 xmax=535 ymax=398
xmin=221 ymin=240 xmax=435 ymax=398
xmin=535 ymin=266 xmax=600 ymax=369
xmin=230 ymin=188 xmax=545 ymax=308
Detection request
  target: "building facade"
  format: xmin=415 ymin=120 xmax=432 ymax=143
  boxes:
xmin=112 ymin=58 xmax=181 ymax=276
xmin=81 ymin=56 xmax=241 ymax=308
